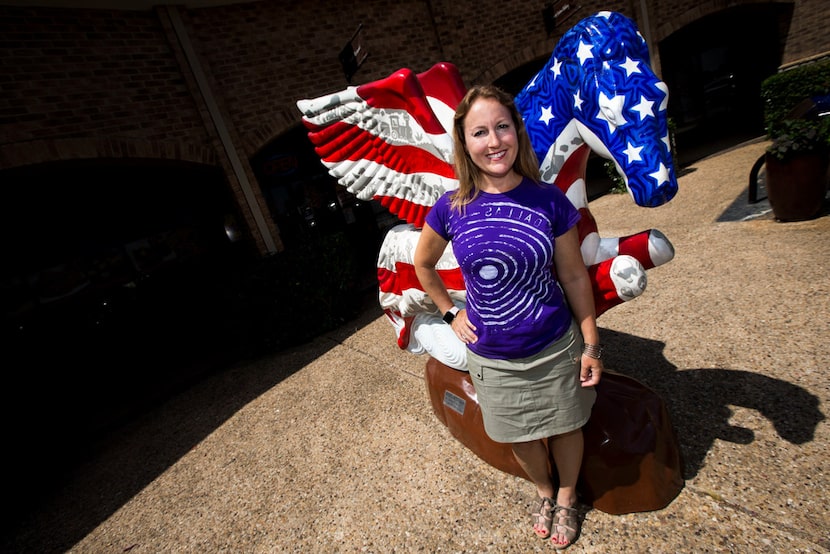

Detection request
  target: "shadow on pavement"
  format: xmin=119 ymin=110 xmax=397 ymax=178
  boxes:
xmin=599 ymin=329 xmax=826 ymax=480
xmin=1 ymin=289 xmax=383 ymax=554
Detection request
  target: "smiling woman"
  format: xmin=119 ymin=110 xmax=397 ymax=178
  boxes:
xmin=460 ymin=97 xmax=521 ymax=191
xmin=412 ymin=84 xmax=604 ymax=549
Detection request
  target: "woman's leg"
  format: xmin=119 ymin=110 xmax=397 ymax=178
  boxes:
xmin=549 ymin=428 xmax=583 ymax=548
xmin=512 ymin=439 xmax=556 ymax=537
xmin=512 ymin=439 xmax=554 ymax=498
xmin=511 ymin=440 xmax=556 ymax=539
xmin=549 ymin=428 xmax=582 ymax=507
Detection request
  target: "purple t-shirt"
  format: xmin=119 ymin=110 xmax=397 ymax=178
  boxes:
xmin=425 ymin=178 xmax=580 ymax=360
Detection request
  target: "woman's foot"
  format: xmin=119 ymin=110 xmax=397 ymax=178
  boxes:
xmin=532 ymin=496 xmax=554 ymax=538
xmin=550 ymin=504 xmax=579 ymax=550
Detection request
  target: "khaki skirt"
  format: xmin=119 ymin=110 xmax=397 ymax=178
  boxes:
xmin=466 ymin=320 xmax=596 ymax=443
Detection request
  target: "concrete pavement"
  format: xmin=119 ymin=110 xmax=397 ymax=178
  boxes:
xmin=3 ymin=139 xmax=828 ymax=553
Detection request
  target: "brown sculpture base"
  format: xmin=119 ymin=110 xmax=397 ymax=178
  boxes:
xmin=425 ymin=357 xmax=684 ymax=515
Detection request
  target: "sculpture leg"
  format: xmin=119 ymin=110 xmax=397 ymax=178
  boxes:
xmin=589 ymin=255 xmax=647 ymax=316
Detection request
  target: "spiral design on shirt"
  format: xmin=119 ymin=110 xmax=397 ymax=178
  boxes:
xmin=454 ymin=202 xmax=556 ymax=330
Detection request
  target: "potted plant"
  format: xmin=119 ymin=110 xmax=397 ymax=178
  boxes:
xmin=760 ymin=60 xmax=830 ymax=221
xmin=766 ymin=117 xmax=830 ymax=162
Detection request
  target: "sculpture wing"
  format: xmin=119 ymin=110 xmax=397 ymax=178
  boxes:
xmin=296 ymin=62 xmax=467 ymax=229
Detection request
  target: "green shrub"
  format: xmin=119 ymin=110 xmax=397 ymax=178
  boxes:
xmin=766 ymin=117 xmax=830 ymax=161
xmin=760 ymin=58 xmax=830 ymax=159
xmin=603 ymin=160 xmax=627 ymax=194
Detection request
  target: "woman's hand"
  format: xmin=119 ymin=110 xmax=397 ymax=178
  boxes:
xmin=451 ymin=309 xmax=477 ymax=344
xmin=580 ymin=355 xmax=603 ymax=387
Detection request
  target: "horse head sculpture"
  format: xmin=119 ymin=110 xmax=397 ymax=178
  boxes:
xmin=519 ymin=11 xmax=676 ymax=207
xmin=516 ymin=10 xmax=677 ymax=320
xmin=297 ymin=11 xmax=678 ymax=371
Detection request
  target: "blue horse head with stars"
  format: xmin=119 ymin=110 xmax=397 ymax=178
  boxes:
xmin=516 ymin=11 xmax=678 ymax=208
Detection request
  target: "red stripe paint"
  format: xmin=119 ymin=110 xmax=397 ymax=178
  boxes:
xmin=377 ymin=263 xmax=464 ymax=294
xmin=357 ymin=68 xmax=447 ymax=135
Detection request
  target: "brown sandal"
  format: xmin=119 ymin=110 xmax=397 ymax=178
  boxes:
xmin=550 ymin=504 xmax=579 ymax=550
xmin=532 ymin=497 xmax=554 ymax=538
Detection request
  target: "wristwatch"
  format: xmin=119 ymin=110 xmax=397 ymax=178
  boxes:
xmin=442 ymin=306 xmax=460 ymax=324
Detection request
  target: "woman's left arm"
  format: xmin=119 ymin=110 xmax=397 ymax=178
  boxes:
xmin=554 ymin=226 xmax=603 ymax=387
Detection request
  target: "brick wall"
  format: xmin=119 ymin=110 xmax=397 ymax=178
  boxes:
xmin=1 ymin=0 xmax=827 ymax=255
xmin=0 ymin=6 xmax=209 ymax=144
xmin=787 ymin=0 xmax=830 ymax=63
xmin=183 ymin=0 xmax=447 ymax=147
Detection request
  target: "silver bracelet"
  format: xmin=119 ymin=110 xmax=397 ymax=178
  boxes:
xmin=582 ymin=343 xmax=603 ymax=359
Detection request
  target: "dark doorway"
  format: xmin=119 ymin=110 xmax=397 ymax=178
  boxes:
xmin=659 ymin=4 xmax=791 ymax=164
xmin=1 ymin=159 xmax=247 ymax=503
xmin=494 ymin=58 xmax=547 ymax=97
xmin=251 ymin=125 xmax=402 ymax=289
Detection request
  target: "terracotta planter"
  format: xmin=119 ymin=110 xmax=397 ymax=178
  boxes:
xmin=764 ymin=151 xmax=829 ymax=221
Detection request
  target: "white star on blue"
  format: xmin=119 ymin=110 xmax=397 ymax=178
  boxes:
xmin=539 ymin=106 xmax=554 ymax=125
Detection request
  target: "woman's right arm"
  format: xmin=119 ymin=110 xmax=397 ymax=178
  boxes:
xmin=414 ymin=223 xmax=477 ymax=343
xmin=415 ymin=223 xmax=478 ymax=343
xmin=413 ymin=223 xmax=455 ymax=315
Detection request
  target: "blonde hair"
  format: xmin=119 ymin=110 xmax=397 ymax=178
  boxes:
xmin=450 ymin=85 xmax=542 ymax=211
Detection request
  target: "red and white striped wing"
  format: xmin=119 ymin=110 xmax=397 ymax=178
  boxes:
xmin=296 ymin=62 xmax=467 ymax=229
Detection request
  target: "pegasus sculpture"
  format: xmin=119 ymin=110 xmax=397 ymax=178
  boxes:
xmin=297 ymin=11 xmax=685 ymax=515
xmin=297 ymin=11 xmax=677 ymax=371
